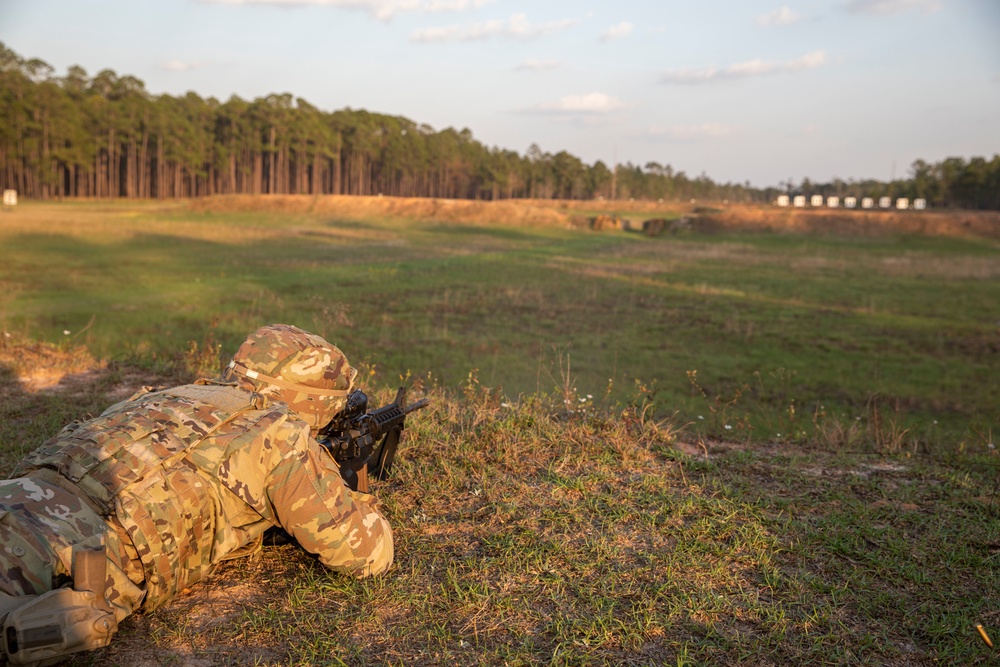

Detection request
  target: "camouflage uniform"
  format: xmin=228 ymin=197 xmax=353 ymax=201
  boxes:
xmin=0 ymin=325 xmax=392 ymax=661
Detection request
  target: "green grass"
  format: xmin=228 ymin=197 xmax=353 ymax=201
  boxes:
xmin=0 ymin=199 xmax=997 ymax=664
xmin=1 ymin=200 xmax=996 ymax=451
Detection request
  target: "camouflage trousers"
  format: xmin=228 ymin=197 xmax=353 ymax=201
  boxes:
xmin=0 ymin=477 xmax=144 ymax=623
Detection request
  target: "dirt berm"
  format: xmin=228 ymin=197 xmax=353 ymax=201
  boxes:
xmin=692 ymin=205 xmax=1000 ymax=240
xmin=189 ymin=195 xmax=1000 ymax=240
xmin=189 ymin=195 xmax=572 ymax=228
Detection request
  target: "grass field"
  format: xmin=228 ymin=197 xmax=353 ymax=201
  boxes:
xmin=0 ymin=197 xmax=998 ymax=665
xmin=1 ymin=198 xmax=997 ymax=450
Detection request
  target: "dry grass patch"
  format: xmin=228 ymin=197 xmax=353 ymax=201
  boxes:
xmin=0 ymin=200 xmax=287 ymax=245
xmin=188 ymin=195 xmax=573 ymax=228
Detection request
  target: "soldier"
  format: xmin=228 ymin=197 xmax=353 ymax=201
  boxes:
xmin=0 ymin=324 xmax=393 ymax=666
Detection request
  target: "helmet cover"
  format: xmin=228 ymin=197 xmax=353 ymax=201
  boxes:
xmin=224 ymin=324 xmax=355 ymax=429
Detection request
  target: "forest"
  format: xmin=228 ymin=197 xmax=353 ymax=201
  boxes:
xmin=2 ymin=42 xmax=999 ymax=209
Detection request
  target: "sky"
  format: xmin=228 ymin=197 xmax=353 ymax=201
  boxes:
xmin=2 ymin=0 xmax=999 ymax=187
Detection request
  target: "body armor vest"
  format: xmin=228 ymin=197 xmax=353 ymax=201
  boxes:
xmin=13 ymin=382 xmax=268 ymax=608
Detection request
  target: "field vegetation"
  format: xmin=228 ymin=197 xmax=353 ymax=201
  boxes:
xmin=0 ymin=197 xmax=998 ymax=665
xmin=2 ymin=197 xmax=996 ymax=450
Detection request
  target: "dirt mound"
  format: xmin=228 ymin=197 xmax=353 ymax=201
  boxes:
xmin=0 ymin=331 xmax=102 ymax=393
xmin=188 ymin=195 xmax=573 ymax=228
xmin=188 ymin=196 xmax=1000 ymax=240
xmin=544 ymin=199 xmax=688 ymax=215
xmin=695 ymin=205 xmax=1000 ymax=240
xmin=0 ymin=329 xmax=195 ymax=404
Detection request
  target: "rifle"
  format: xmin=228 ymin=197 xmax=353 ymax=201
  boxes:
xmin=318 ymin=387 xmax=429 ymax=493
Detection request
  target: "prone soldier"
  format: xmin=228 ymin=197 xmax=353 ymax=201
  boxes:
xmin=0 ymin=324 xmax=396 ymax=666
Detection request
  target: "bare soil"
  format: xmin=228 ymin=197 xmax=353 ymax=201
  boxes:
xmin=0 ymin=332 xmax=100 ymax=392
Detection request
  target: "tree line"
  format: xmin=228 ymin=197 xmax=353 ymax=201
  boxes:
xmin=778 ymin=156 xmax=1000 ymax=211
xmin=2 ymin=42 xmax=997 ymax=210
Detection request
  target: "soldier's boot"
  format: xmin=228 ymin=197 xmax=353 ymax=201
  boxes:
xmin=1 ymin=546 xmax=117 ymax=667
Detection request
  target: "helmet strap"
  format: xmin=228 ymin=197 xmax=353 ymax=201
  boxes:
xmin=227 ymin=360 xmax=351 ymax=398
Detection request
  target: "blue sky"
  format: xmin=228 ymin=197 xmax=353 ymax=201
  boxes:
xmin=2 ymin=0 xmax=998 ymax=187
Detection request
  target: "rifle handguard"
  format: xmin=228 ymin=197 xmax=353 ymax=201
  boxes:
xmin=318 ymin=387 xmax=429 ymax=492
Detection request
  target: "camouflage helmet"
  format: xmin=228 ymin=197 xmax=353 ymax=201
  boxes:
xmin=223 ymin=324 xmax=356 ymax=429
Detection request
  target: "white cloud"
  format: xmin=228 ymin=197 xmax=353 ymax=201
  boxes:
xmin=160 ymin=60 xmax=209 ymax=71
xmin=755 ymin=6 xmax=804 ymax=27
xmin=199 ymin=0 xmax=494 ymax=21
xmin=514 ymin=59 xmax=564 ymax=72
xmin=412 ymin=13 xmax=581 ymax=42
xmin=520 ymin=92 xmax=627 ymax=115
xmin=660 ymin=50 xmax=828 ymax=84
xmin=601 ymin=21 xmax=633 ymax=41
xmin=646 ymin=123 xmax=738 ymax=140
xmin=846 ymin=0 xmax=942 ymax=16
xmin=422 ymin=0 xmax=492 ymax=10
xmin=785 ymin=50 xmax=828 ymax=70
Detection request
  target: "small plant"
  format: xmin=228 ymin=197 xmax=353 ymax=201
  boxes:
xmin=866 ymin=393 xmax=911 ymax=453
xmin=812 ymin=404 xmax=864 ymax=449
xmin=537 ymin=345 xmax=601 ymax=419
xmin=972 ymin=425 xmax=999 ymax=503
xmin=553 ymin=344 xmax=576 ymax=411
xmin=182 ymin=323 xmax=223 ymax=379
xmin=685 ymin=369 xmax=753 ymax=440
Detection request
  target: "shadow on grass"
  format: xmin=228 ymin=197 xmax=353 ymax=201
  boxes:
xmin=0 ymin=361 xmax=108 ymax=475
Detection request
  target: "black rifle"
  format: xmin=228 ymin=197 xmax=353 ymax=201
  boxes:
xmin=318 ymin=387 xmax=429 ymax=492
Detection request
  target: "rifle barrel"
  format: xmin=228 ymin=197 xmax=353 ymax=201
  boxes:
xmin=404 ymin=398 xmax=430 ymax=414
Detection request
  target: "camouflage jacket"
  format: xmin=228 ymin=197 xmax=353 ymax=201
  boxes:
xmin=0 ymin=380 xmax=393 ymax=619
